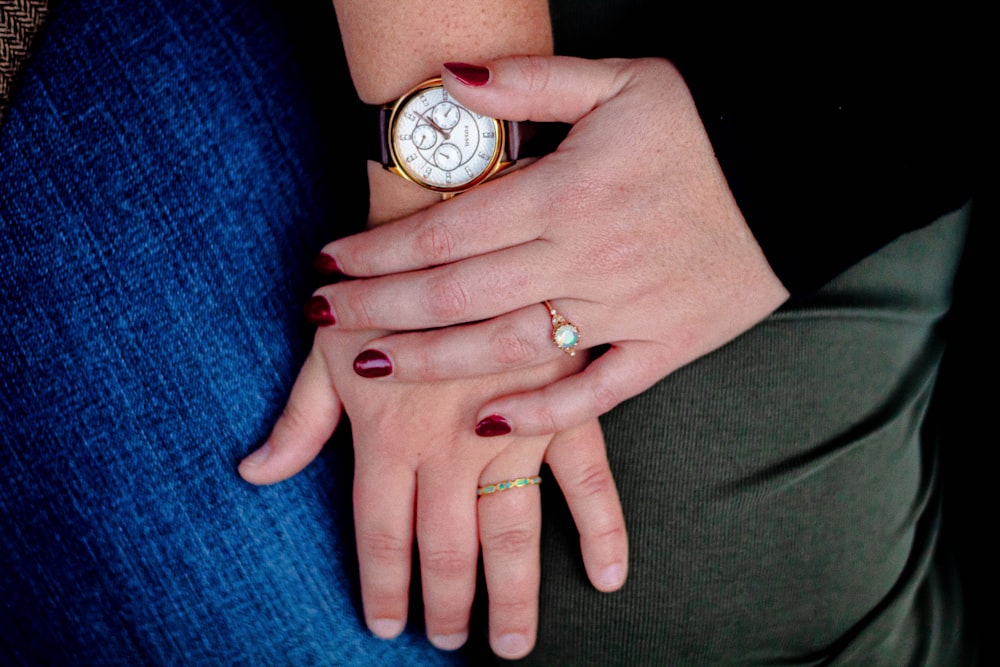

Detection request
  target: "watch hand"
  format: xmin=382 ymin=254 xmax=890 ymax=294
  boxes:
xmin=414 ymin=109 xmax=451 ymax=139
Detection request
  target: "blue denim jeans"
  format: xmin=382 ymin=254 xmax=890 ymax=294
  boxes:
xmin=0 ymin=2 xmax=467 ymax=664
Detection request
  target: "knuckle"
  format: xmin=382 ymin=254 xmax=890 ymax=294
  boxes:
xmin=490 ymin=327 xmax=537 ymax=368
xmin=588 ymin=521 xmax=628 ymax=546
xmin=410 ymin=338 xmax=440 ymax=381
xmin=490 ymin=597 xmax=534 ymax=619
xmin=424 ymin=273 xmax=471 ymax=322
xmin=571 ymin=470 xmax=626 ymax=543
xmin=488 ymin=588 xmax=536 ymax=621
xmin=589 ymin=381 xmax=620 ymax=415
xmin=480 ymin=525 xmax=536 ymax=555
xmin=414 ymin=221 xmax=457 ymax=266
xmin=274 ymin=401 xmax=309 ymax=440
xmin=421 ymin=547 xmax=473 ymax=580
xmin=572 ymin=463 xmax=618 ymax=501
xmin=270 ymin=387 xmax=333 ymax=447
xmin=340 ymin=242 xmax=372 ymax=274
xmin=342 ymin=287 xmax=377 ymax=329
xmin=360 ymin=530 xmax=411 ymax=566
xmin=531 ymin=404 xmax=562 ymax=435
xmin=513 ymin=55 xmax=552 ymax=95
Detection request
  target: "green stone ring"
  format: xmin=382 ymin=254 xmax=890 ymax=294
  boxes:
xmin=477 ymin=475 xmax=543 ymax=497
xmin=544 ymin=300 xmax=581 ymax=356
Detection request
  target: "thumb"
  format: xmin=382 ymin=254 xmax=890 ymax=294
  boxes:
xmin=441 ymin=55 xmax=629 ymax=123
xmin=238 ymin=349 xmax=343 ymax=486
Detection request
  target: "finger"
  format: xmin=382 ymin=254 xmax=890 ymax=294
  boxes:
xmin=477 ymin=461 xmax=545 ymax=660
xmin=353 ymin=451 xmax=418 ymax=640
xmin=415 ymin=461 xmax=481 ymax=651
xmin=545 ymin=419 xmax=628 ymax=592
xmin=442 ymin=55 xmax=633 ymax=124
xmin=319 ymin=56 xmax=640 ymax=280
xmin=351 ymin=302 xmax=581 ymax=381
xmin=476 ymin=342 xmax=675 ymax=436
xmin=319 ymin=176 xmax=545 ymax=277
xmin=315 ymin=241 xmax=556 ymax=331
xmin=238 ymin=348 xmax=343 ymax=485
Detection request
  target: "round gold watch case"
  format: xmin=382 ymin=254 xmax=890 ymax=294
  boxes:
xmin=385 ymin=78 xmax=510 ymax=195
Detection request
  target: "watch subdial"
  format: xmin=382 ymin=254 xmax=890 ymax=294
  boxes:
xmin=431 ymin=102 xmax=460 ymax=131
xmin=433 ymin=143 xmax=463 ymax=171
xmin=411 ymin=124 xmax=438 ymax=150
xmin=391 ymin=79 xmax=503 ymax=190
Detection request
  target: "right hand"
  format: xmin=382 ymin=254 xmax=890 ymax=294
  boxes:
xmin=311 ymin=56 xmax=790 ymax=436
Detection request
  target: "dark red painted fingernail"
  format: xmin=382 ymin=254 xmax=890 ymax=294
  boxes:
xmin=354 ymin=349 xmax=392 ymax=378
xmin=443 ymin=62 xmax=490 ymax=87
xmin=475 ymin=414 xmax=511 ymax=437
xmin=313 ymin=252 xmax=342 ymax=275
xmin=304 ymin=295 xmax=336 ymax=326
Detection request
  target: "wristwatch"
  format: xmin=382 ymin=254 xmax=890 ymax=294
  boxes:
xmin=371 ymin=77 xmax=569 ymax=198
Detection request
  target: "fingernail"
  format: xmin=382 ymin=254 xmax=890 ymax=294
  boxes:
xmin=304 ymin=295 xmax=336 ymax=326
xmin=241 ymin=442 xmax=272 ymax=466
xmin=369 ymin=618 xmax=405 ymax=639
xmin=354 ymin=349 xmax=392 ymax=378
xmin=429 ymin=632 xmax=468 ymax=651
xmin=313 ymin=252 xmax=342 ymax=275
xmin=443 ymin=62 xmax=490 ymax=87
xmin=493 ymin=633 xmax=530 ymax=659
xmin=475 ymin=414 xmax=511 ymax=437
xmin=598 ymin=563 xmax=626 ymax=590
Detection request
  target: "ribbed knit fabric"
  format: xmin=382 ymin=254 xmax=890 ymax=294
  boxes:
xmin=501 ymin=206 xmax=975 ymax=666
xmin=0 ymin=0 xmax=47 ymax=126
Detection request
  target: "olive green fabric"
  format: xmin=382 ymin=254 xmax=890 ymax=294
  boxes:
xmin=480 ymin=207 xmax=971 ymax=665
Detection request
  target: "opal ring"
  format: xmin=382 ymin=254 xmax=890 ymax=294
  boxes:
xmin=543 ymin=300 xmax=580 ymax=356
xmin=477 ymin=476 xmax=542 ymax=497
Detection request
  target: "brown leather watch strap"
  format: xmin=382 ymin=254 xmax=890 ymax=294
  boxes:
xmin=505 ymin=119 xmax=570 ymax=161
xmin=372 ymin=105 xmax=393 ymax=166
xmin=370 ymin=103 xmax=569 ymax=166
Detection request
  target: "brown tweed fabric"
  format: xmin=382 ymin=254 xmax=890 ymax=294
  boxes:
xmin=0 ymin=0 xmax=48 ymax=126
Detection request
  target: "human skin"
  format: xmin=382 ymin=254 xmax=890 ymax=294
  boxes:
xmin=242 ymin=51 xmax=793 ymax=659
xmin=314 ymin=55 xmax=791 ymax=436
xmin=239 ymin=2 xmax=629 ymax=661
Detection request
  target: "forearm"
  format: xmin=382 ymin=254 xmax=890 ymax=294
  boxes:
xmin=331 ymin=0 xmax=553 ymax=225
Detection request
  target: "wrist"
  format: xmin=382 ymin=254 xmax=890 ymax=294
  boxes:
xmin=366 ymin=162 xmax=442 ymax=228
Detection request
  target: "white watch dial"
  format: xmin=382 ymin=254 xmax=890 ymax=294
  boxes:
xmin=390 ymin=81 xmax=502 ymax=191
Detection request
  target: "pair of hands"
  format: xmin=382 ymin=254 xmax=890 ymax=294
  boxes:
xmin=240 ymin=55 xmax=788 ymax=659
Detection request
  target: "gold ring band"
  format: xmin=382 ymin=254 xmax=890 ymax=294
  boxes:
xmin=543 ymin=300 xmax=580 ymax=356
xmin=477 ymin=476 xmax=542 ymax=497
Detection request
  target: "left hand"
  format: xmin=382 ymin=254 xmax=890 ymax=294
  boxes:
xmin=309 ymin=55 xmax=791 ymax=436
xmin=239 ymin=324 xmax=627 ymax=660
